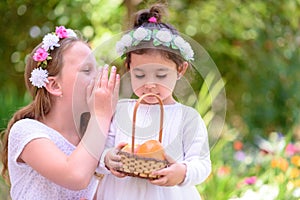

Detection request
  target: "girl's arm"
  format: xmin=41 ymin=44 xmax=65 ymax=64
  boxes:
xmin=95 ymin=120 xmax=117 ymax=175
xmin=151 ymin=107 xmax=211 ymax=186
xmin=19 ymin=67 xmax=120 ymax=190
xmin=178 ymin=110 xmax=212 ymax=186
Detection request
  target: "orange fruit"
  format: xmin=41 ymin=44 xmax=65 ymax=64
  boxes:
xmin=121 ymin=144 xmax=140 ymax=153
xmin=136 ymin=140 xmax=165 ymax=160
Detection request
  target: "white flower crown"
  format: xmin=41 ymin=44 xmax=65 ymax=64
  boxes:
xmin=116 ymin=27 xmax=194 ymax=62
xmin=29 ymin=26 xmax=77 ymax=88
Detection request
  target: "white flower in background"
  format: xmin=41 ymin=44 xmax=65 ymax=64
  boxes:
xmin=231 ymin=184 xmax=279 ymax=200
xmin=156 ymin=29 xmax=173 ymax=43
xmin=241 ymin=189 xmax=259 ymax=200
xmin=29 ymin=67 xmax=49 ymax=88
xmin=257 ymin=185 xmax=279 ymax=200
xmin=66 ymin=29 xmax=77 ymax=38
xmin=254 ymin=132 xmax=285 ymax=154
xmin=293 ymin=187 xmax=300 ymax=198
xmin=116 ymin=34 xmax=133 ymax=56
xmin=133 ymin=27 xmax=149 ymax=41
xmin=42 ymin=33 xmax=60 ymax=51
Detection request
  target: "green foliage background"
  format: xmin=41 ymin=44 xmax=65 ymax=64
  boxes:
xmin=1 ymin=0 xmax=300 ymax=136
xmin=1 ymin=0 xmax=300 ymax=198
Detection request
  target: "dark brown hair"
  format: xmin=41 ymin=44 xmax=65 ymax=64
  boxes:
xmin=125 ymin=4 xmax=186 ymax=70
xmin=1 ymin=34 xmax=87 ymax=182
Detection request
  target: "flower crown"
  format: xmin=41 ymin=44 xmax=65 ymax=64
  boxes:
xmin=116 ymin=27 xmax=194 ymax=62
xmin=29 ymin=26 xmax=77 ymax=88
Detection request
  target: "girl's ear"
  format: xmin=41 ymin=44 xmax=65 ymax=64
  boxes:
xmin=177 ymin=61 xmax=189 ymax=77
xmin=45 ymin=77 xmax=62 ymax=97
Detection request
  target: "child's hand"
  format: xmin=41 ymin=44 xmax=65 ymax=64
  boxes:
xmin=87 ymin=65 xmax=120 ymax=119
xmin=104 ymin=142 xmax=127 ymax=178
xmin=149 ymin=154 xmax=187 ymax=186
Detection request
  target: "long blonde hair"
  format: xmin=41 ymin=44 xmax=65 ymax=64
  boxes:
xmin=1 ymin=36 xmax=86 ymax=182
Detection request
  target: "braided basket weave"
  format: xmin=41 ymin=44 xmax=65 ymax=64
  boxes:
xmin=117 ymin=93 xmax=168 ymax=179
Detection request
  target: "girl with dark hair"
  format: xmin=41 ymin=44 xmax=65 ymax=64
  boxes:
xmin=96 ymin=4 xmax=211 ymax=200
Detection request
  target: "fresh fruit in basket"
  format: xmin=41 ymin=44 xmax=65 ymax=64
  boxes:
xmin=116 ymin=93 xmax=167 ymax=179
xmin=136 ymin=140 xmax=165 ymax=160
xmin=121 ymin=144 xmax=140 ymax=153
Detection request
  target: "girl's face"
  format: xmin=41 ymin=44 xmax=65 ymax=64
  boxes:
xmin=129 ymin=52 xmax=178 ymax=104
xmin=59 ymin=41 xmax=97 ymax=113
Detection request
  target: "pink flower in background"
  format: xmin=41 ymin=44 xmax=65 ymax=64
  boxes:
xmin=217 ymin=166 xmax=231 ymax=177
xmin=55 ymin=26 xmax=68 ymax=38
xmin=244 ymin=176 xmax=257 ymax=185
xmin=285 ymin=143 xmax=299 ymax=156
xmin=33 ymin=48 xmax=48 ymax=62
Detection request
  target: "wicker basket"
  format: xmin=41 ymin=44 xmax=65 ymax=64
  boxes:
xmin=117 ymin=93 xmax=168 ymax=179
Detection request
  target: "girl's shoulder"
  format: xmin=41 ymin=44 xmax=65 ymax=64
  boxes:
xmin=9 ymin=118 xmax=75 ymax=150
xmin=171 ymin=102 xmax=200 ymax=116
xmin=174 ymin=103 xmax=205 ymax=127
xmin=182 ymin=104 xmax=199 ymax=114
xmin=12 ymin=118 xmax=45 ymax=130
xmin=10 ymin=118 xmax=52 ymax=139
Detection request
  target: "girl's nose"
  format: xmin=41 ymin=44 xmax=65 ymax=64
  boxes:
xmin=144 ymin=82 xmax=156 ymax=89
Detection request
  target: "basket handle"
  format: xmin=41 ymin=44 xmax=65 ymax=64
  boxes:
xmin=131 ymin=93 xmax=164 ymax=154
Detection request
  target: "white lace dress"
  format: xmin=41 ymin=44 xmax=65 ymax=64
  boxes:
xmin=96 ymin=99 xmax=211 ymax=200
xmin=8 ymin=119 xmax=98 ymax=200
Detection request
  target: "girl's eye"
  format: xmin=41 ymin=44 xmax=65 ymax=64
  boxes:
xmin=135 ymin=74 xmax=145 ymax=79
xmin=81 ymin=65 xmax=91 ymax=72
xmin=81 ymin=69 xmax=91 ymax=75
xmin=157 ymin=74 xmax=167 ymax=79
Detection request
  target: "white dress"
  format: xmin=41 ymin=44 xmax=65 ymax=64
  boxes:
xmin=96 ymin=99 xmax=211 ymax=200
xmin=8 ymin=119 xmax=98 ymax=200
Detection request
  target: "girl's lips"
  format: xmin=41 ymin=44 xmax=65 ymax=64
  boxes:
xmin=140 ymin=94 xmax=161 ymax=104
